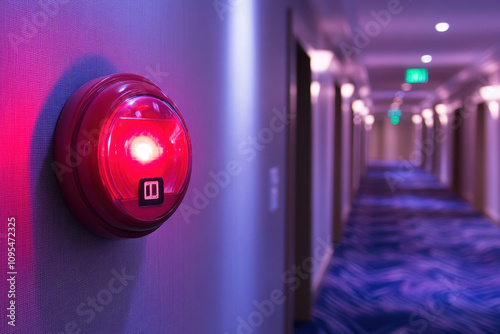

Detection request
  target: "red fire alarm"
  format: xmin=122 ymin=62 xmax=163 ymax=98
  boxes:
xmin=53 ymin=73 xmax=192 ymax=239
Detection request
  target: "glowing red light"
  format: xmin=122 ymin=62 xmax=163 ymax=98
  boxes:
xmin=130 ymin=135 xmax=163 ymax=163
xmin=100 ymin=96 xmax=190 ymax=201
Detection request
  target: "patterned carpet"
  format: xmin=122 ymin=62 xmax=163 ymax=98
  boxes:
xmin=295 ymin=162 xmax=500 ymax=334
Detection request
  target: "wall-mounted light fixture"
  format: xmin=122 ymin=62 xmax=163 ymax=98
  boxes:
xmin=360 ymin=106 xmax=370 ymax=117
xmin=309 ymin=50 xmax=334 ymax=72
xmin=489 ymin=101 xmax=500 ymax=119
xmin=411 ymin=114 xmax=423 ymax=125
xmin=341 ymin=83 xmax=355 ymax=98
xmin=479 ymin=85 xmax=500 ymax=101
xmin=364 ymin=114 xmax=375 ymax=130
xmin=435 ymin=103 xmax=448 ymax=115
xmin=352 ymin=99 xmax=365 ymax=114
xmin=421 ymin=108 xmax=433 ymax=120
xmin=311 ymin=81 xmax=321 ymax=98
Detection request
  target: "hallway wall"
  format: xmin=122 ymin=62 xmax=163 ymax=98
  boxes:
xmin=432 ymin=89 xmax=500 ymax=224
xmin=484 ymin=103 xmax=500 ymax=221
xmin=351 ymin=121 xmax=363 ymax=193
xmin=437 ymin=117 xmax=453 ymax=187
xmin=311 ymin=72 xmax=335 ymax=288
xmin=291 ymin=0 xmax=341 ymax=317
xmin=341 ymin=100 xmax=353 ymax=221
xmin=455 ymin=102 xmax=499 ymax=221
xmin=0 ymin=1 xmax=289 ymax=333
xmin=458 ymin=104 xmax=477 ymax=203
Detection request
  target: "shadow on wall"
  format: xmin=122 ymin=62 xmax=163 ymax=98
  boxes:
xmin=30 ymin=56 xmax=145 ymax=333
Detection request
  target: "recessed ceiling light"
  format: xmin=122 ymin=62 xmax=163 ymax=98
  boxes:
xmin=421 ymin=55 xmax=433 ymax=63
xmin=435 ymin=22 xmax=450 ymax=32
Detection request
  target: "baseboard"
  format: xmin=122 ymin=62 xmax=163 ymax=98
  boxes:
xmin=312 ymin=244 xmax=334 ymax=301
xmin=461 ymin=190 xmax=474 ymax=204
xmin=342 ymin=204 xmax=350 ymax=222
xmin=484 ymin=206 xmax=500 ymax=225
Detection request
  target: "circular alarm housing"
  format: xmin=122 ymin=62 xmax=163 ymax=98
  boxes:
xmin=53 ymin=73 xmax=192 ymax=238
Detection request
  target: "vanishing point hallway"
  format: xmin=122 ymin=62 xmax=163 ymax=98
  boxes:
xmin=296 ymin=162 xmax=500 ymax=334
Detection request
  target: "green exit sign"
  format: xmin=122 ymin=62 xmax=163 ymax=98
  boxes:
xmin=406 ymin=68 xmax=428 ymax=83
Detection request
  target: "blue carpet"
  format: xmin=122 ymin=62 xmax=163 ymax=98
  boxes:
xmin=295 ymin=162 xmax=500 ymax=334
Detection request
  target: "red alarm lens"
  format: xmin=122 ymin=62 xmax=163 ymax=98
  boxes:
xmin=100 ymin=96 xmax=190 ymax=203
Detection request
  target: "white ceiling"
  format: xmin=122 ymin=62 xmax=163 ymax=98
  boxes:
xmin=312 ymin=0 xmax=500 ymax=113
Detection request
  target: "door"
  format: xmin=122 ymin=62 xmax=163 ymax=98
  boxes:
xmin=292 ymin=40 xmax=313 ymax=322
xmin=474 ymin=103 xmax=486 ymax=211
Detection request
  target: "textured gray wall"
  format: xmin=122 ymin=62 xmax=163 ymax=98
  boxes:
xmin=1 ymin=1 xmax=288 ymax=333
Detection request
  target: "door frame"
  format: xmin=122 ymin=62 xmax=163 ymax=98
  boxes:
xmin=284 ymin=9 xmax=316 ymax=329
xmin=283 ymin=9 xmax=296 ymax=333
xmin=474 ymin=103 xmax=486 ymax=211
xmin=451 ymin=108 xmax=462 ymax=194
xmin=333 ymin=83 xmax=343 ymax=244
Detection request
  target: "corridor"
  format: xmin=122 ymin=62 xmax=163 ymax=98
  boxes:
xmin=3 ymin=0 xmax=500 ymax=333
xmin=296 ymin=162 xmax=500 ymax=334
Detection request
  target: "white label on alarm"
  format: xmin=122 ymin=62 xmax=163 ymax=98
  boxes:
xmin=144 ymin=181 xmax=160 ymax=200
